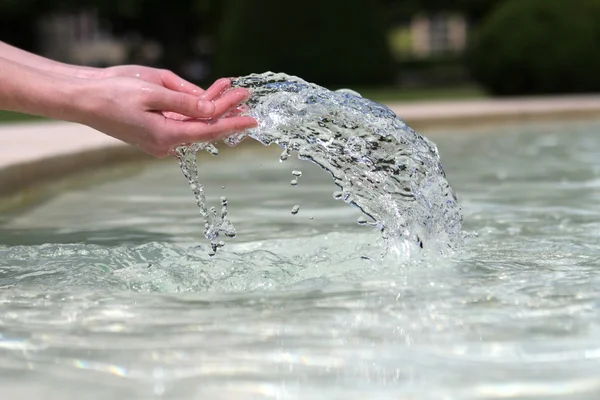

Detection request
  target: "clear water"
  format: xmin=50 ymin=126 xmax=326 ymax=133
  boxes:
xmin=1 ymin=119 xmax=600 ymax=399
xmin=175 ymin=73 xmax=461 ymax=255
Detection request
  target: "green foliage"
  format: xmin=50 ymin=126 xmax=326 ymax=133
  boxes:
xmin=468 ymin=0 xmax=600 ymax=95
xmin=381 ymin=0 xmax=503 ymax=24
xmin=0 ymin=111 xmax=45 ymax=123
xmin=214 ymin=0 xmax=394 ymax=87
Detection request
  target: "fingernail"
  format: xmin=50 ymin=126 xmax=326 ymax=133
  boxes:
xmin=197 ymin=100 xmax=215 ymax=117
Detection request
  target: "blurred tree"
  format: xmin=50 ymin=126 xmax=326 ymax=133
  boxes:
xmin=0 ymin=0 xmax=221 ymax=79
xmin=0 ymin=0 xmax=46 ymax=50
xmin=214 ymin=0 xmax=394 ymax=87
xmin=96 ymin=0 xmax=221 ymax=74
xmin=468 ymin=0 xmax=600 ymax=95
xmin=382 ymin=0 xmax=504 ymax=24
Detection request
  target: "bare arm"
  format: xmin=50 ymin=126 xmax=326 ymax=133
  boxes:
xmin=0 ymin=56 xmax=256 ymax=157
xmin=0 ymin=41 xmax=98 ymax=78
xmin=0 ymin=56 xmax=84 ymax=120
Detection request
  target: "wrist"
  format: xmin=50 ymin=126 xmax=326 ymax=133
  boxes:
xmin=55 ymin=76 xmax=100 ymax=125
xmin=20 ymin=70 xmax=97 ymax=124
xmin=49 ymin=62 xmax=102 ymax=79
xmin=73 ymin=67 xmax=102 ymax=79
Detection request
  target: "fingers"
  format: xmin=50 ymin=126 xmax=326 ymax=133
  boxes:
xmin=162 ymin=111 xmax=192 ymax=121
xmin=222 ymin=103 xmax=249 ymax=118
xmin=143 ymin=112 xmax=257 ymax=157
xmin=212 ymin=88 xmax=251 ymax=118
xmin=200 ymin=78 xmax=252 ymax=118
xmin=160 ymin=70 xmax=204 ymax=95
xmin=147 ymin=88 xmax=215 ymax=119
xmin=169 ymin=116 xmax=258 ymax=144
xmin=147 ymin=84 xmax=251 ymax=123
xmin=200 ymin=78 xmax=232 ymax=101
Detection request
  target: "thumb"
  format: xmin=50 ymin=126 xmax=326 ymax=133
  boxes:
xmin=147 ymin=88 xmax=215 ymax=119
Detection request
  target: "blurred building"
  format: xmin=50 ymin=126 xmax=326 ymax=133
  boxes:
xmin=388 ymin=12 xmax=469 ymax=87
xmin=411 ymin=13 xmax=467 ymax=57
xmin=36 ymin=10 xmax=161 ymax=67
xmin=390 ymin=13 xmax=467 ymax=59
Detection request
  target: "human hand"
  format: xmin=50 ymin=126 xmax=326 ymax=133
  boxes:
xmin=75 ymin=76 xmax=257 ymax=157
xmin=98 ymin=65 xmax=204 ymax=97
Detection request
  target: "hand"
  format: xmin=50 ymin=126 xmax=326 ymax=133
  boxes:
xmin=96 ymin=65 xmax=252 ymax=121
xmin=98 ymin=65 xmax=204 ymax=97
xmin=76 ymin=76 xmax=257 ymax=157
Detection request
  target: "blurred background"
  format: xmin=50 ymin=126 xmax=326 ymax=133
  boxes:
xmin=1 ymin=0 xmax=599 ymax=103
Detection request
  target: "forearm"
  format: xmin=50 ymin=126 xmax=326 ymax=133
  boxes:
xmin=0 ymin=41 xmax=99 ymax=78
xmin=0 ymin=56 xmax=87 ymax=121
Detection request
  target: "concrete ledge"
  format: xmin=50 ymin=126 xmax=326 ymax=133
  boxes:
xmin=1 ymin=95 xmax=600 ymax=205
xmin=389 ymin=95 xmax=600 ymax=129
xmin=0 ymin=121 xmax=149 ymax=200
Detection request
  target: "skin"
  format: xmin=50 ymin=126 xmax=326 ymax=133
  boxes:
xmin=0 ymin=41 xmax=257 ymax=157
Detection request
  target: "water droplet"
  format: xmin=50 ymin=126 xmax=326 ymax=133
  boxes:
xmin=280 ymin=149 xmax=290 ymax=162
xmin=292 ymin=170 xmax=302 ymax=177
xmin=309 ymin=217 xmax=314 ymax=220
xmin=291 ymin=205 xmax=300 ymax=215
xmin=335 ymin=88 xmax=363 ymax=97
xmin=223 ymin=229 xmax=236 ymax=238
xmin=290 ymin=179 xmax=298 ymax=186
xmin=333 ymin=191 xmax=343 ymax=200
xmin=357 ymin=216 xmax=369 ymax=225
xmin=206 ymin=144 xmax=219 ymax=156
xmin=221 ymin=185 xmax=226 ymax=189
xmin=220 ymin=196 xmax=228 ymax=206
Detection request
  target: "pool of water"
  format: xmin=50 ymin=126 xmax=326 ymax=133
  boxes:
xmin=2 ymin=120 xmax=600 ymax=399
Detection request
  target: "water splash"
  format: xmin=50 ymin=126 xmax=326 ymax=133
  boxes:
xmin=174 ymin=144 xmax=236 ymax=255
xmin=175 ymin=72 xmax=462 ymax=254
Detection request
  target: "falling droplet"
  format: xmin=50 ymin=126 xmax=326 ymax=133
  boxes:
xmin=291 ymin=179 xmax=298 ymax=186
xmin=206 ymin=144 xmax=219 ymax=156
xmin=309 ymin=217 xmax=314 ymax=220
xmin=221 ymin=185 xmax=226 ymax=189
xmin=333 ymin=191 xmax=343 ymax=200
xmin=292 ymin=170 xmax=302 ymax=177
xmin=357 ymin=216 xmax=369 ymax=225
xmin=220 ymin=196 xmax=228 ymax=206
xmin=291 ymin=205 xmax=300 ymax=215
xmin=280 ymin=149 xmax=290 ymax=162
xmin=335 ymin=88 xmax=363 ymax=97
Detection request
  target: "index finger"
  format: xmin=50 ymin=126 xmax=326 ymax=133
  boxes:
xmin=160 ymin=70 xmax=204 ymax=95
xmin=200 ymin=78 xmax=232 ymax=101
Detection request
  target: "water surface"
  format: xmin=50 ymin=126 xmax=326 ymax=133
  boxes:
xmin=1 ymin=120 xmax=600 ymax=399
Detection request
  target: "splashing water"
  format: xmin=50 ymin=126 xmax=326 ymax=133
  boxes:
xmin=175 ymin=72 xmax=462 ymax=254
